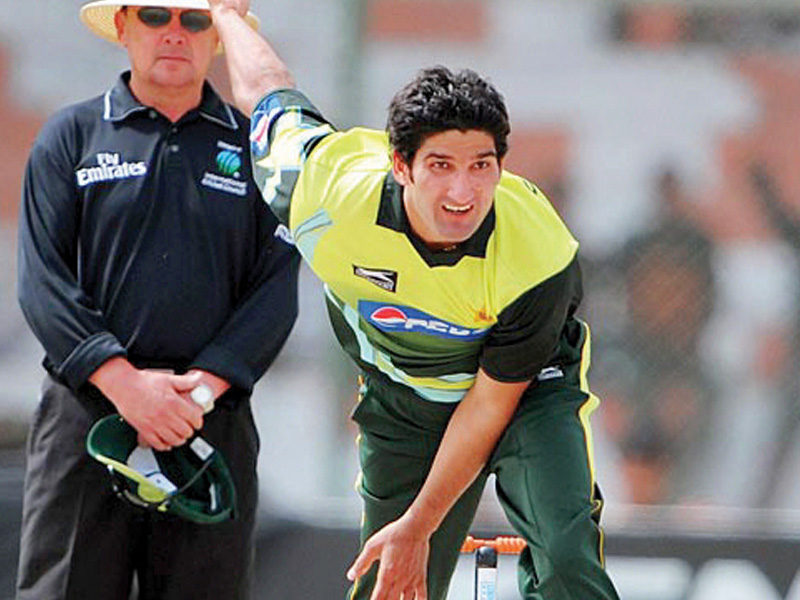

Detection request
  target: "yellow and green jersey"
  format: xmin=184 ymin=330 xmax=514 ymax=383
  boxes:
xmin=251 ymin=90 xmax=583 ymax=403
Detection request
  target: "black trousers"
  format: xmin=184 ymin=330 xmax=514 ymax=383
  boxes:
xmin=16 ymin=376 xmax=259 ymax=600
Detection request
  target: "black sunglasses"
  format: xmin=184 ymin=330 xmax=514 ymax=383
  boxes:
xmin=136 ymin=7 xmax=213 ymax=33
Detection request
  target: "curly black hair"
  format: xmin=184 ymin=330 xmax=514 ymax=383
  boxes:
xmin=387 ymin=66 xmax=510 ymax=166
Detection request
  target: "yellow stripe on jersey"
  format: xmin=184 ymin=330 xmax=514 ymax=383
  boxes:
xmin=577 ymin=320 xmax=599 ymax=487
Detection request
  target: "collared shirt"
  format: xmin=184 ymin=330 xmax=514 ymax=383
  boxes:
xmin=250 ymin=90 xmax=582 ymax=403
xmin=18 ymin=72 xmax=300 ymax=392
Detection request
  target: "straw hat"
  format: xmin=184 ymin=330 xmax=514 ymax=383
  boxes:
xmin=80 ymin=0 xmax=259 ymax=51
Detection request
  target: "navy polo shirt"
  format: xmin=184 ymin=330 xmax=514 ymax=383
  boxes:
xmin=18 ymin=72 xmax=299 ymax=393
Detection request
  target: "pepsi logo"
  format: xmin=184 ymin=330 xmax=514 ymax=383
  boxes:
xmin=370 ymin=306 xmax=408 ymax=326
xmin=360 ymin=301 xmax=489 ymax=341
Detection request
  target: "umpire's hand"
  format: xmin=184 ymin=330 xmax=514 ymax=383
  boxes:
xmin=89 ymin=357 xmax=204 ymax=450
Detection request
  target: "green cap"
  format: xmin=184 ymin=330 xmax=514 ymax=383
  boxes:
xmin=86 ymin=414 xmax=236 ymax=524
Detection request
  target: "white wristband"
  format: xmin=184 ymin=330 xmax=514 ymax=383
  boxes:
xmin=190 ymin=384 xmax=215 ymax=414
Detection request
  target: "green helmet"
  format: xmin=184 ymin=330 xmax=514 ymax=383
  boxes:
xmin=86 ymin=414 xmax=237 ymax=524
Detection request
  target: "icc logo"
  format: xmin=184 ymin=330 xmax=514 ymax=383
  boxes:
xmin=216 ymin=150 xmax=242 ymax=178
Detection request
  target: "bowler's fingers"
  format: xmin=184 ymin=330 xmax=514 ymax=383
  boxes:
xmin=368 ymin=565 xmax=397 ymax=600
xmin=400 ymin=577 xmax=427 ymax=600
xmin=347 ymin=541 xmax=380 ymax=582
xmin=369 ymin=562 xmax=426 ymax=600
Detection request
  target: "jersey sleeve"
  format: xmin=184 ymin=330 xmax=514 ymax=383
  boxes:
xmin=17 ymin=114 xmax=127 ymax=389
xmin=249 ymin=89 xmax=336 ymax=226
xmin=479 ymin=256 xmax=583 ymax=382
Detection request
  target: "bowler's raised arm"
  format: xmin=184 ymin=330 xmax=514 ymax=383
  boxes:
xmin=209 ymin=0 xmax=295 ymax=115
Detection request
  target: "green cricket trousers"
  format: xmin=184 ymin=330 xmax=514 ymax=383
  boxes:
xmin=348 ymin=323 xmax=620 ymax=600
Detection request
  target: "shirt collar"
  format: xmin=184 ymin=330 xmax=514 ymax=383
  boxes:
xmin=377 ymin=171 xmax=495 ymax=267
xmin=103 ymin=71 xmax=239 ymax=130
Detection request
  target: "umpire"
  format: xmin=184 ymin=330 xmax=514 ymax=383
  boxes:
xmin=15 ymin=1 xmax=300 ymax=599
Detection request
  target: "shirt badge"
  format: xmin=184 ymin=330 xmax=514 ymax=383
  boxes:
xmin=201 ymin=140 xmax=248 ymax=197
